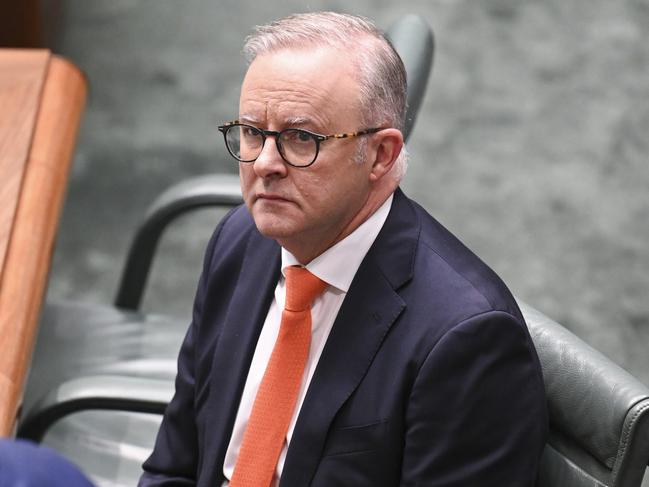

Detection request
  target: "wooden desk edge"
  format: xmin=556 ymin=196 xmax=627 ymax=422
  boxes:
xmin=0 ymin=54 xmax=87 ymax=436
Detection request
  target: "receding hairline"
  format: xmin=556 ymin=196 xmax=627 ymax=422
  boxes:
xmin=243 ymin=40 xmax=374 ymax=87
xmin=242 ymin=12 xmax=388 ymax=64
xmin=241 ymin=11 xmax=408 ymax=135
xmin=240 ymin=46 xmax=367 ymax=131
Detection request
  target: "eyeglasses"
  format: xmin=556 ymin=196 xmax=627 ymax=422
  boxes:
xmin=217 ymin=121 xmax=383 ymax=168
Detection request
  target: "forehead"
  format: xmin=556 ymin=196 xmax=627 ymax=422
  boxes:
xmin=239 ymin=46 xmax=362 ymax=128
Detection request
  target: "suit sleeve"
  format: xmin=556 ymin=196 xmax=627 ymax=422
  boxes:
xmin=400 ymin=310 xmax=548 ymax=487
xmin=138 ymin=215 xmax=225 ymax=487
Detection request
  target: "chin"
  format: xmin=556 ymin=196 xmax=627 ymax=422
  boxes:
xmin=252 ymin=213 xmax=298 ymax=241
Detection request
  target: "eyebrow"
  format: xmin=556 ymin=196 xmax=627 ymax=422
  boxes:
xmin=238 ymin=114 xmax=318 ymax=128
xmin=284 ymin=116 xmax=312 ymax=126
xmin=238 ymin=114 xmax=262 ymax=125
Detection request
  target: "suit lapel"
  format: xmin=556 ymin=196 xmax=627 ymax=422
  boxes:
xmin=202 ymin=228 xmax=281 ymax=484
xmin=280 ymin=189 xmax=419 ymax=487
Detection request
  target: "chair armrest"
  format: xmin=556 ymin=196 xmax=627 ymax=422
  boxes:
xmin=385 ymin=14 xmax=435 ymax=141
xmin=520 ymin=302 xmax=649 ymax=486
xmin=17 ymin=375 xmax=174 ymax=442
xmin=114 ymin=173 xmax=243 ymax=310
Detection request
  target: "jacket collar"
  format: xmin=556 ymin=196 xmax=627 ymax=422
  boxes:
xmin=280 ymin=188 xmax=419 ymax=486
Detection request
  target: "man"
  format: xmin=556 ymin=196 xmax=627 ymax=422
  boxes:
xmin=140 ymin=12 xmax=547 ymax=487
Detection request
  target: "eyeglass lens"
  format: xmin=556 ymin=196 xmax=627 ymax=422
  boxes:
xmin=224 ymin=124 xmax=317 ymax=167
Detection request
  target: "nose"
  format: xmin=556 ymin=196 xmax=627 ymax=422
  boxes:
xmin=252 ymin=135 xmax=287 ymax=179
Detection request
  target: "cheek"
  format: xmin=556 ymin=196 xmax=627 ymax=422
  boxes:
xmin=239 ymin=164 xmax=254 ymax=182
xmin=294 ymin=174 xmax=329 ymax=206
xmin=239 ymin=168 xmax=255 ymax=199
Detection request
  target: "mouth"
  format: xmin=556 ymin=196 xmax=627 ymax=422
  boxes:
xmin=256 ymin=192 xmax=292 ymax=203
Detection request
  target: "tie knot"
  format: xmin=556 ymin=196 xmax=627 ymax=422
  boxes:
xmin=284 ymin=266 xmax=327 ymax=312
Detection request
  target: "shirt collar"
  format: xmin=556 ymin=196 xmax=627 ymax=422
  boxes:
xmin=281 ymin=194 xmax=393 ymax=293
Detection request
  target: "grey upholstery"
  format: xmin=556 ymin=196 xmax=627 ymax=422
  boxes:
xmin=21 ymin=301 xmax=182 ymax=416
xmin=20 ymin=376 xmax=171 ymax=443
xmin=521 ymin=303 xmax=649 ymax=487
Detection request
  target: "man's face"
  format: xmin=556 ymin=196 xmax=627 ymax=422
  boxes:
xmin=238 ymin=46 xmax=376 ymax=261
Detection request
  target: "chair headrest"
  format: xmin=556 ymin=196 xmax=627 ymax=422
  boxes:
xmin=385 ymin=15 xmax=435 ymax=141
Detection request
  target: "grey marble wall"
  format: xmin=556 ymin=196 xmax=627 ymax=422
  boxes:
xmin=47 ymin=0 xmax=649 ymax=386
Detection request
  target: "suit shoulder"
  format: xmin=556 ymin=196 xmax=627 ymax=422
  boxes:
xmin=213 ymin=204 xmax=256 ymax=239
xmin=202 ymin=204 xmax=269 ymax=271
xmin=408 ymin=198 xmax=522 ymax=321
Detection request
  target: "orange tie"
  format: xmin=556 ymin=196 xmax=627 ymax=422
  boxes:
xmin=230 ymin=266 xmax=327 ymax=487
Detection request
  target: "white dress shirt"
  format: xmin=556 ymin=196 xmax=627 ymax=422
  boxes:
xmin=222 ymin=194 xmax=393 ymax=486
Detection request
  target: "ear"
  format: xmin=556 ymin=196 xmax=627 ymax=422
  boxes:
xmin=368 ymin=128 xmax=404 ymax=182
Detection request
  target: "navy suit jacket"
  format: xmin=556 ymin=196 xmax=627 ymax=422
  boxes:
xmin=140 ymin=188 xmax=548 ymax=486
xmin=0 ymin=439 xmax=95 ymax=487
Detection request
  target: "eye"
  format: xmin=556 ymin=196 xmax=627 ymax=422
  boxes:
xmin=282 ymin=129 xmax=313 ymax=145
xmin=297 ymin=131 xmax=312 ymax=142
xmin=240 ymin=125 xmax=259 ymax=138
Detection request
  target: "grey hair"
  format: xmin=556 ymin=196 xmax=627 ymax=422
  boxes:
xmin=243 ymin=12 xmax=408 ymax=179
xmin=243 ymin=12 xmax=406 ymax=129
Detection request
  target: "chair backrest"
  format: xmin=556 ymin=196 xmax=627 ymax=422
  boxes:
xmin=520 ymin=303 xmax=649 ymax=487
xmin=385 ymin=14 xmax=434 ymax=141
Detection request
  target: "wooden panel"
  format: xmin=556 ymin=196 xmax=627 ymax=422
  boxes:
xmin=0 ymin=0 xmax=44 ymax=47
xmin=0 ymin=52 xmax=87 ymax=435
xmin=0 ymin=49 xmax=50 ymax=285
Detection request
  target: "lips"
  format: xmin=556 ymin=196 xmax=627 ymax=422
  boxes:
xmin=256 ymin=192 xmax=292 ymax=203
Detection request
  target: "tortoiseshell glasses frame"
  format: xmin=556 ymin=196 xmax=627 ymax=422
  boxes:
xmin=218 ymin=120 xmax=384 ymax=168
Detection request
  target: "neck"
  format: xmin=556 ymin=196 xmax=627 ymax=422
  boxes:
xmin=280 ymin=185 xmax=396 ymax=265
